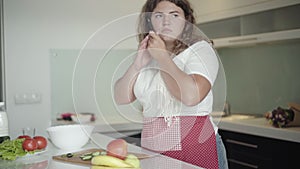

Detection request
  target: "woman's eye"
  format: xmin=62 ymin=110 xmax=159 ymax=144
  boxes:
xmin=172 ymin=14 xmax=179 ymax=18
xmin=154 ymin=14 xmax=163 ymax=18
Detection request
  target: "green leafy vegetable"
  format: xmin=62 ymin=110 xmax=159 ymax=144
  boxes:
xmin=0 ymin=139 xmax=27 ymax=160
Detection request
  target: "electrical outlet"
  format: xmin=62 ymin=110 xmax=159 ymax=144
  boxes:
xmin=14 ymin=93 xmax=42 ymax=104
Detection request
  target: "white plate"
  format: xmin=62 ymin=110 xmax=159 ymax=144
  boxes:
xmin=23 ymin=148 xmax=47 ymax=157
xmin=15 ymin=148 xmax=48 ymax=164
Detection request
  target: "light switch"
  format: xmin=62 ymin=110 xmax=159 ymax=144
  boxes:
xmin=14 ymin=93 xmax=42 ymax=104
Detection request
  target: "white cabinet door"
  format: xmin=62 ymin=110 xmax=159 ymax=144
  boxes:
xmin=197 ymin=4 xmax=300 ymax=48
xmin=191 ymin=0 xmax=300 ymax=23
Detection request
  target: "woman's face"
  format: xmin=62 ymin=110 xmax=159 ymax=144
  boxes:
xmin=150 ymin=1 xmax=186 ymax=42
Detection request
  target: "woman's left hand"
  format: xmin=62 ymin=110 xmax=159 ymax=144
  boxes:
xmin=147 ymin=31 xmax=170 ymax=61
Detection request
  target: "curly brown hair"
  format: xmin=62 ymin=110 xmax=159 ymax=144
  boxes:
xmin=137 ymin=0 xmax=210 ymax=55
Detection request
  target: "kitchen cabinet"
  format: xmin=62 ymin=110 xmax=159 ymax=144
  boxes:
xmin=120 ymin=132 xmax=141 ymax=146
xmin=195 ymin=0 xmax=300 ymax=24
xmin=219 ymin=129 xmax=300 ymax=169
xmin=197 ymin=4 xmax=300 ymax=48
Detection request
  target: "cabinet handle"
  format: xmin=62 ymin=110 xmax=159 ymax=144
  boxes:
xmin=226 ymin=139 xmax=258 ymax=149
xmin=228 ymin=158 xmax=258 ymax=169
xmin=228 ymin=37 xmax=258 ymax=43
xmin=228 ymin=158 xmax=258 ymax=168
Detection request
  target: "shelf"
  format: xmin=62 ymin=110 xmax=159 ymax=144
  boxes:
xmin=198 ymin=4 xmax=300 ymax=48
xmin=196 ymin=0 xmax=300 ymax=24
xmin=213 ymin=29 xmax=300 ymax=48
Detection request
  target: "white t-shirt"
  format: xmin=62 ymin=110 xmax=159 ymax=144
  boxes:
xmin=134 ymin=40 xmax=219 ymax=127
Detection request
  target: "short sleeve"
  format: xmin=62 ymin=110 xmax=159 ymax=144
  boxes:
xmin=184 ymin=41 xmax=219 ymax=85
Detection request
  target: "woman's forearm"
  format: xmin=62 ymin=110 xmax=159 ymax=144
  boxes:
xmin=114 ymin=36 xmax=151 ymax=105
xmin=114 ymin=64 xmax=140 ymax=104
xmin=158 ymin=57 xmax=211 ymax=106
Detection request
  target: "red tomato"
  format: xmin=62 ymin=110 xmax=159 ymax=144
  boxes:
xmin=18 ymin=135 xmax=31 ymax=139
xmin=22 ymin=138 xmax=38 ymax=151
xmin=106 ymin=139 xmax=128 ymax=160
xmin=33 ymin=136 xmax=47 ymax=150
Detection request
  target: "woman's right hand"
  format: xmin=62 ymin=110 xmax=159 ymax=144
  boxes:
xmin=133 ymin=35 xmax=152 ymax=70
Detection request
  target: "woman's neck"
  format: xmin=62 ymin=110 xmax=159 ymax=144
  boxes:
xmin=165 ymin=41 xmax=175 ymax=55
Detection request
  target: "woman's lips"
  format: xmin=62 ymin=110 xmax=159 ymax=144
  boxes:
xmin=160 ymin=28 xmax=172 ymax=34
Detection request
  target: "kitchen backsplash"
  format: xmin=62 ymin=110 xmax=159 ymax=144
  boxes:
xmin=49 ymin=49 xmax=143 ymax=123
xmin=50 ymin=39 xmax=300 ymax=119
xmin=217 ymin=39 xmax=300 ymax=115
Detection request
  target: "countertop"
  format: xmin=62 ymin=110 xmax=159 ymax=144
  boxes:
xmin=216 ymin=115 xmax=300 ymax=143
xmin=53 ymin=113 xmax=300 ymax=143
xmin=0 ymin=133 xmax=203 ymax=169
xmin=12 ymin=115 xmax=297 ymax=168
xmin=53 ymin=118 xmax=143 ymax=138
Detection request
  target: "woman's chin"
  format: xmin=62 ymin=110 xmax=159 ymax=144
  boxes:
xmin=160 ymin=34 xmax=177 ymax=43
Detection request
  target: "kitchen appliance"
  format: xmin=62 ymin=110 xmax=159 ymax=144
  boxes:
xmin=223 ymin=101 xmax=231 ymax=116
xmin=0 ymin=102 xmax=9 ymax=143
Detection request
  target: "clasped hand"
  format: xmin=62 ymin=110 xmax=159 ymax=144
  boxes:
xmin=134 ymin=31 xmax=170 ymax=70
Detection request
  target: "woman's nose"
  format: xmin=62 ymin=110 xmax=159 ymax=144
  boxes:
xmin=163 ymin=15 xmax=171 ymax=25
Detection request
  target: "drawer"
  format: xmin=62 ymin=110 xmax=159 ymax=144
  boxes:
xmin=228 ymin=149 xmax=272 ymax=169
xmin=219 ymin=129 xmax=300 ymax=169
xmin=220 ymin=130 xmax=274 ymax=156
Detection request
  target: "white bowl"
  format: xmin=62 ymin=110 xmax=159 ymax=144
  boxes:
xmin=47 ymin=124 xmax=94 ymax=150
xmin=71 ymin=114 xmax=92 ymax=123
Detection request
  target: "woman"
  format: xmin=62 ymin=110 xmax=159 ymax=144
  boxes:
xmin=114 ymin=0 xmax=228 ymax=168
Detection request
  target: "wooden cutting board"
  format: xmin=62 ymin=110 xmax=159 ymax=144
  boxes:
xmin=52 ymin=148 xmax=149 ymax=166
xmin=90 ymin=166 xmax=140 ymax=169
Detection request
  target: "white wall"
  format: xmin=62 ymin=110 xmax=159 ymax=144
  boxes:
xmin=4 ymin=0 xmax=146 ymax=138
xmin=7 ymin=0 xmax=287 ymax=138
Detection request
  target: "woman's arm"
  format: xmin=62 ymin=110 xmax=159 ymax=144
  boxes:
xmin=114 ymin=36 xmax=152 ymax=104
xmin=114 ymin=64 xmax=140 ymax=104
xmin=147 ymin=32 xmax=211 ymax=106
xmin=159 ymin=58 xmax=211 ymax=106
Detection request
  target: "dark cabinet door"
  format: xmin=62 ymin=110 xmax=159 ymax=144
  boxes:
xmin=219 ymin=129 xmax=300 ymax=169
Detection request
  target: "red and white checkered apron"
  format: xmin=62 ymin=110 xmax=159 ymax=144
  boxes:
xmin=141 ymin=116 xmax=219 ymax=169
